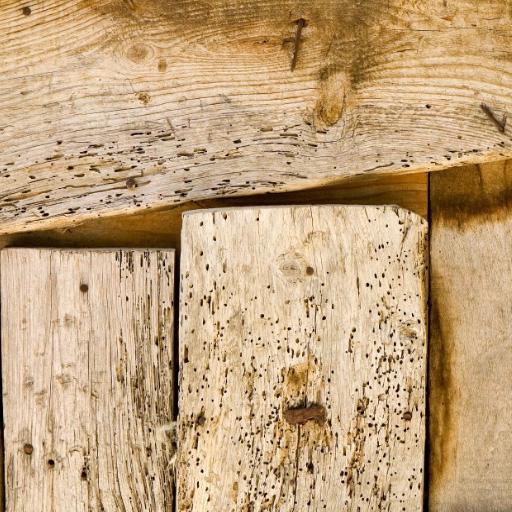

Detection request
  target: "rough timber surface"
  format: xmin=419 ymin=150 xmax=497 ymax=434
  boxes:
xmin=1 ymin=0 xmax=511 ymax=234
xmin=0 ymin=172 xmax=428 ymax=249
xmin=178 ymin=205 xmax=428 ymax=511
xmin=429 ymin=161 xmax=512 ymax=511
xmin=1 ymin=249 xmax=175 ymax=512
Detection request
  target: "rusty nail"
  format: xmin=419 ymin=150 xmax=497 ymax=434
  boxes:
xmin=126 ymin=177 xmax=137 ymax=190
xmin=402 ymin=411 xmax=413 ymax=421
xmin=284 ymin=404 xmax=326 ymax=425
xmin=290 ymin=18 xmax=307 ymax=72
xmin=196 ymin=412 xmax=206 ymax=426
xmin=481 ymin=103 xmax=507 ymax=133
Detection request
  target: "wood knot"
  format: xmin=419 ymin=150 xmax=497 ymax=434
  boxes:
xmin=284 ymin=404 xmax=326 ymax=425
xmin=313 ymin=66 xmax=350 ymax=128
xmin=23 ymin=443 xmax=33 ymax=455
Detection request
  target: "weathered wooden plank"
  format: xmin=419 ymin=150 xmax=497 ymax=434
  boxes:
xmin=429 ymin=161 xmax=512 ymax=511
xmin=0 ymin=172 xmax=428 ymax=249
xmin=1 ymin=249 xmax=175 ymax=511
xmin=1 ymin=0 xmax=511 ymax=234
xmin=178 ymin=205 xmax=428 ymax=511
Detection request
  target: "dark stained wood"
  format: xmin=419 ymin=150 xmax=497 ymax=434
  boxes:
xmin=429 ymin=160 xmax=512 ymax=511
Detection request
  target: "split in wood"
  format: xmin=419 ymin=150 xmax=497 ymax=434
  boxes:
xmin=481 ymin=103 xmax=507 ymax=133
xmin=284 ymin=404 xmax=326 ymax=425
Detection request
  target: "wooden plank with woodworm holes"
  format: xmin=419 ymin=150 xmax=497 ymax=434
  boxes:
xmin=1 ymin=249 xmax=175 ymax=512
xmin=178 ymin=205 xmax=428 ymax=511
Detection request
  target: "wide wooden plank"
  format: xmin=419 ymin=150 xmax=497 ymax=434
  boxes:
xmin=178 ymin=205 xmax=428 ymax=511
xmin=1 ymin=0 xmax=511 ymax=234
xmin=0 ymin=172 xmax=428 ymax=249
xmin=1 ymin=249 xmax=175 ymax=511
xmin=429 ymin=161 xmax=512 ymax=511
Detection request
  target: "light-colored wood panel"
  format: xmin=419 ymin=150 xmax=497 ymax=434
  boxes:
xmin=0 ymin=0 xmax=511 ymax=234
xmin=178 ymin=205 xmax=428 ymax=511
xmin=429 ymin=161 xmax=512 ymax=511
xmin=1 ymin=249 xmax=175 ymax=511
xmin=0 ymin=172 xmax=427 ymax=249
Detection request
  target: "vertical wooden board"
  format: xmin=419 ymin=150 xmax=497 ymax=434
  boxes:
xmin=1 ymin=249 xmax=175 ymax=511
xmin=429 ymin=161 xmax=512 ymax=511
xmin=178 ymin=205 xmax=428 ymax=511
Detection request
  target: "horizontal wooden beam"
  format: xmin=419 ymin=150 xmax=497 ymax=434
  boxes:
xmin=0 ymin=172 xmax=428 ymax=249
xmin=1 ymin=0 xmax=511 ymax=233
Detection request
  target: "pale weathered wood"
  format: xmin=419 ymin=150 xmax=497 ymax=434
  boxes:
xmin=0 ymin=172 xmax=428 ymax=249
xmin=178 ymin=205 xmax=428 ymax=511
xmin=429 ymin=161 xmax=512 ymax=511
xmin=1 ymin=249 xmax=175 ymax=511
xmin=1 ymin=0 xmax=511 ymax=234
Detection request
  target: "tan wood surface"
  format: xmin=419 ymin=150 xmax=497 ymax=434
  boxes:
xmin=1 ymin=0 xmax=511 ymax=234
xmin=178 ymin=205 xmax=428 ymax=511
xmin=1 ymin=249 xmax=175 ymax=511
xmin=429 ymin=161 xmax=512 ymax=511
xmin=0 ymin=172 xmax=427 ymax=250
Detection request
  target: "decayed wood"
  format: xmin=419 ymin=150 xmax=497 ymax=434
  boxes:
xmin=0 ymin=172 xmax=428 ymax=249
xmin=429 ymin=161 xmax=512 ymax=511
xmin=1 ymin=0 xmax=511 ymax=234
xmin=1 ymin=249 xmax=175 ymax=511
xmin=178 ymin=205 xmax=428 ymax=511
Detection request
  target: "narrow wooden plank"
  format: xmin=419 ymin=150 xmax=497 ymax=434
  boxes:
xmin=178 ymin=205 xmax=428 ymax=511
xmin=429 ymin=161 xmax=512 ymax=511
xmin=1 ymin=249 xmax=175 ymax=511
xmin=1 ymin=0 xmax=511 ymax=234
xmin=0 ymin=172 xmax=428 ymax=250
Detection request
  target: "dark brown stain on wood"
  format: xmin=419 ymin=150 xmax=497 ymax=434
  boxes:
xmin=431 ymin=162 xmax=512 ymax=230
xmin=427 ymin=307 xmax=457 ymax=493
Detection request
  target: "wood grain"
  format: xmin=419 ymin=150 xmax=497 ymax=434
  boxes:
xmin=1 ymin=0 xmax=511 ymax=234
xmin=0 ymin=172 xmax=428 ymax=249
xmin=178 ymin=205 xmax=428 ymax=511
xmin=1 ymin=249 xmax=175 ymax=511
xmin=429 ymin=161 xmax=512 ymax=511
